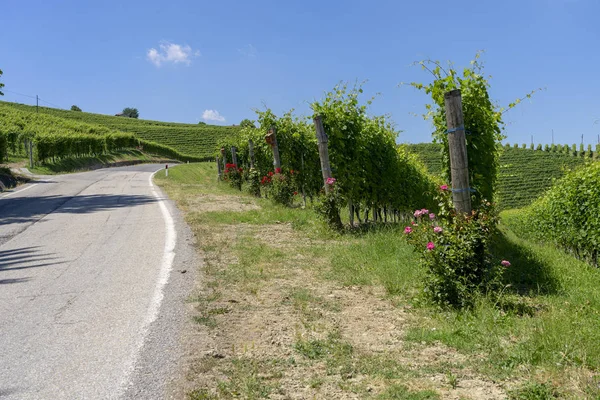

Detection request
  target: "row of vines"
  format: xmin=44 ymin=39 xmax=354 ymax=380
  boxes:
xmin=218 ymin=83 xmax=440 ymax=224
xmin=0 ymin=103 xmax=204 ymax=164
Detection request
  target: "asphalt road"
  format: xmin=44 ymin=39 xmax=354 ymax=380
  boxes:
xmin=0 ymin=164 xmax=197 ymax=399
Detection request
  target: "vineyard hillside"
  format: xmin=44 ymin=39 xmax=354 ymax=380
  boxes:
xmin=0 ymin=101 xmax=239 ymax=159
xmin=406 ymin=142 xmax=598 ymax=210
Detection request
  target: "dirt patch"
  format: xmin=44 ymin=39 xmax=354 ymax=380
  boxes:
xmin=185 ymin=194 xmax=260 ymax=213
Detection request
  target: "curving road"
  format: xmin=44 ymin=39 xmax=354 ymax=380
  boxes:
xmin=0 ymin=165 xmax=196 ymax=400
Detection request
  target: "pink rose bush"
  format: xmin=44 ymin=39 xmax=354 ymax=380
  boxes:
xmin=404 ymin=184 xmax=506 ymax=308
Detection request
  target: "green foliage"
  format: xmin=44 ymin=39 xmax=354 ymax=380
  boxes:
xmin=218 ymin=84 xmax=439 ymax=227
xmin=314 ymin=178 xmax=343 ymax=230
xmin=405 ymin=187 xmax=504 ymax=308
xmin=239 ymin=118 xmax=255 ymax=129
xmin=407 ymin=143 xmax=594 ymax=210
xmin=0 ymin=68 xmax=4 ymax=96
xmin=244 ymin=168 xmax=261 ymax=197
xmin=122 ymin=107 xmax=139 ymax=119
xmin=410 ymin=53 xmax=535 ymax=209
xmin=504 ymin=161 xmax=600 ymax=266
xmin=507 ymin=382 xmax=559 ymax=399
xmin=70 ymin=105 xmax=82 ymax=112
xmin=268 ymin=171 xmax=294 ymax=206
xmin=1 ymin=101 xmax=237 ymax=159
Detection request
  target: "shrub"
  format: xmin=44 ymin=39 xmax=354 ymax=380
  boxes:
xmin=223 ymin=163 xmax=242 ymax=190
xmin=314 ymin=178 xmax=343 ymax=230
xmin=405 ymin=186 xmax=507 ymax=308
xmin=269 ymin=169 xmax=294 ymax=206
xmin=244 ymin=167 xmax=261 ymax=197
xmin=504 ymin=162 xmax=600 ymax=266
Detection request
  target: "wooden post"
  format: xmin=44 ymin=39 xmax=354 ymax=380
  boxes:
xmin=444 ymin=89 xmax=472 ymax=214
xmin=216 ymin=156 xmax=222 ymax=180
xmin=301 ymin=153 xmax=307 ymax=207
xmin=313 ymin=115 xmax=333 ymax=193
xmin=231 ymin=146 xmax=238 ymax=166
xmin=28 ymin=140 xmax=34 ymax=168
xmin=248 ymin=139 xmax=255 ymax=169
xmin=220 ymin=147 xmax=227 ymax=172
xmin=265 ymin=126 xmax=281 ymax=170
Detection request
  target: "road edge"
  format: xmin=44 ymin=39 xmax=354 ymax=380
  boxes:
xmin=122 ymin=167 xmax=201 ymax=399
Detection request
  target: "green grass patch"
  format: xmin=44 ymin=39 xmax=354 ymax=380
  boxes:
xmin=377 ymin=384 xmax=440 ymax=400
xmin=28 ymin=150 xmax=166 ymax=174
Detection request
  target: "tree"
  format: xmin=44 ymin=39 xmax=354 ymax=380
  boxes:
xmin=198 ymin=121 xmax=207 ymax=125
xmin=71 ymin=105 xmax=82 ymax=112
xmin=0 ymin=69 xmax=4 ymax=96
xmin=239 ymin=119 xmax=256 ymax=129
xmin=122 ymin=107 xmax=139 ymax=119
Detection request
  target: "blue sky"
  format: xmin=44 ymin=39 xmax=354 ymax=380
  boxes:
xmin=1 ymin=0 xmax=599 ymax=145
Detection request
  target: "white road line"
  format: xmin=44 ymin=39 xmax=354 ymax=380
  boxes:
xmin=1 ymin=183 xmax=38 ymax=198
xmin=120 ymin=168 xmax=178 ymax=396
xmin=144 ymin=169 xmax=177 ymax=329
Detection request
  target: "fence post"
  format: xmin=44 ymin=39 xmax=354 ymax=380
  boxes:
xmin=220 ymin=147 xmax=227 ymax=172
xmin=313 ymin=115 xmax=333 ymax=194
xmin=265 ymin=126 xmax=281 ymax=170
xmin=216 ymin=156 xmax=222 ymax=180
xmin=231 ymin=146 xmax=238 ymax=166
xmin=444 ymin=89 xmax=472 ymax=214
xmin=248 ymin=139 xmax=255 ymax=169
xmin=28 ymin=140 xmax=34 ymax=168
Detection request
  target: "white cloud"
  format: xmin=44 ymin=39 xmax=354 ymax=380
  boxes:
xmin=147 ymin=41 xmax=200 ymax=67
xmin=238 ymin=44 xmax=258 ymax=58
xmin=202 ymin=109 xmax=226 ymax=122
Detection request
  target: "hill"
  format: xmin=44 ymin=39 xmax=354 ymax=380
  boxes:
xmin=406 ymin=143 xmax=598 ymax=210
xmin=0 ymin=101 xmax=238 ymax=159
xmin=0 ymin=102 xmax=201 ymax=163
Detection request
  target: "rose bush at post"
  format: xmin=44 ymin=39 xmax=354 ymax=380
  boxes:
xmin=314 ymin=177 xmax=343 ymax=231
xmin=223 ymin=163 xmax=243 ymax=190
xmin=405 ymin=185 xmax=509 ymax=308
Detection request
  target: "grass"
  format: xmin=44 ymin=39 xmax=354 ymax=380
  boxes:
xmin=27 ymin=150 xmax=170 ymax=174
xmin=155 ymin=162 xmax=600 ymax=399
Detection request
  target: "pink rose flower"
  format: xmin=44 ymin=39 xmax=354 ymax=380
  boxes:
xmin=421 ymin=209 xmax=429 ymax=214
xmin=404 ymin=227 xmax=412 ymax=234
xmin=414 ymin=210 xmax=422 ymax=218
xmin=427 ymin=242 xmax=435 ymax=251
xmin=501 ymin=260 xmax=511 ymax=267
xmin=326 ymin=177 xmax=336 ymax=185
xmin=440 ymin=185 xmax=449 ymax=191
xmin=429 ymin=213 xmax=435 ymax=220
xmin=433 ymin=226 xmax=443 ymax=233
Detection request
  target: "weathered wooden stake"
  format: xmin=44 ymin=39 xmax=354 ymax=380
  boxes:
xmin=220 ymin=147 xmax=227 ymax=172
xmin=313 ymin=116 xmax=333 ymax=193
xmin=216 ymin=156 xmax=222 ymax=180
xmin=301 ymin=153 xmax=307 ymax=207
xmin=28 ymin=140 xmax=34 ymax=168
xmin=266 ymin=126 xmax=281 ymax=170
xmin=248 ymin=139 xmax=255 ymax=169
xmin=231 ymin=146 xmax=238 ymax=166
xmin=444 ymin=89 xmax=472 ymax=214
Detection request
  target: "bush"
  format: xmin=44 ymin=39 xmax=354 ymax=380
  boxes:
xmin=223 ymin=163 xmax=242 ymax=190
xmin=71 ymin=105 xmax=82 ymax=112
xmin=405 ymin=186 xmax=507 ymax=308
xmin=314 ymin=178 xmax=343 ymax=230
xmin=244 ymin=167 xmax=261 ymax=197
xmin=504 ymin=161 xmax=600 ymax=266
xmin=269 ymin=169 xmax=294 ymax=206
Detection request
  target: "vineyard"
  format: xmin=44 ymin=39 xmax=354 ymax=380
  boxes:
xmin=0 ymin=102 xmax=203 ymax=164
xmin=0 ymin=101 xmax=239 ymax=159
xmin=406 ymin=142 xmax=598 ymax=210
